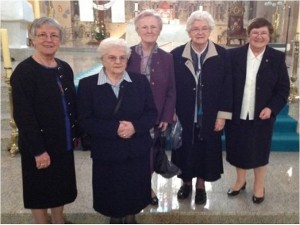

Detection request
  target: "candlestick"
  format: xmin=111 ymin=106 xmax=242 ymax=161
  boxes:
xmin=1 ymin=28 xmax=12 ymax=78
xmin=1 ymin=29 xmax=18 ymax=156
xmin=34 ymin=0 xmax=41 ymax=19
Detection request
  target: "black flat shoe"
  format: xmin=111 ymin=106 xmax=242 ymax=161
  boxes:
xmin=150 ymin=196 xmax=159 ymax=205
xmin=177 ymin=184 xmax=192 ymax=199
xmin=195 ymin=188 xmax=207 ymax=205
xmin=227 ymin=182 xmax=246 ymax=196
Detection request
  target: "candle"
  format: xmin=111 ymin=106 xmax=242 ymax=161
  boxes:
xmin=199 ymin=5 xmax=203 ymax=11
xmin=134 ymin=3 xmax=138 ymax=11
xmin=298 ymin=5 xmax=300 ymax=33
xmin=34 ymin=0 xmax=40 ymax=19
xmin=1 ymin=28 xmax=12 ymax=78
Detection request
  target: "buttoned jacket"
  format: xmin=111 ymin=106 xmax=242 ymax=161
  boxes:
xmin=77 ymin=72 xmax=157 ymax=162
xmin=228 ymin=44 xmax=290 ymax=122
xmin=10 ymin=57 xmax=79 ymax=157
xmin=127 ymin=46 xmax=176 ymax=124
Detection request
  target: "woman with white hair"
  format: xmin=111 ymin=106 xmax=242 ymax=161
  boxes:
xmin=170 ymin=10 xmax=232 ymax=205
xmin=77 ymin=37 xmax=157 ymax=223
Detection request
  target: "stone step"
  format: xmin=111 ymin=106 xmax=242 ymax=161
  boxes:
xmin=1 ymin=211 xmax=298 ymax=224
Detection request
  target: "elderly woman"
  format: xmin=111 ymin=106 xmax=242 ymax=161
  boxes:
xmin=77 ymin=38 xmax=157 ymax=223
xmin=170 ymin=10 xmax=232 ymax=205
xmin=10 ymin=17 xmax=78 ymax=223
xmin=225 ymin=18 xmax=290 ymax=204
xmin=126 ymin=9 xmax=176 ymax=206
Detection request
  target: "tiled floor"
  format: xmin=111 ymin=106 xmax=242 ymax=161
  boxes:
xmin=1 ymin=48 xmax=299 ymax=224
xmin=1 ymin=150 xmax=299 ymax=223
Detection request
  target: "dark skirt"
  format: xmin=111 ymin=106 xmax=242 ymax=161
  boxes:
xmin=225 ymin=118 xmax=274 ymax=169
xmin=171 ymin=126 xmax=223 ymax=182
xmin=92 ymin=155 xmax=151 ymax=218
xmin=21 ymin=151 xmax=77 ymax=209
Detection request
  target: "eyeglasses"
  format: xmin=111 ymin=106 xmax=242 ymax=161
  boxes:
xmin=36 ymin=33 xmax=60 ymax=41
xmin=250 ymin=31 xmax=269 ymax=37
xmin=190 ymin=26 xmax=210 ymax=34
xmin=105 ymin=55 xmax=128 ymax=63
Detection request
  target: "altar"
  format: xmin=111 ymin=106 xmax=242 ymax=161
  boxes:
xmin=1 ymin=0 xmax=34 ymax=49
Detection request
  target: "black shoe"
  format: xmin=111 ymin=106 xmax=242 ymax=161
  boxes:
xmin=252 ymin=189 xmax=265 ymax=204
xmin=177 ymin=184 xmax=192 ymax=199
xmin=227 ymin=182 xmax=246 ymax=196
xmin=150 ymin=196 xmax=159 ymax=205
xmin=109 ymin=217 xmax=124 ymax=224
xmin=252 ymin=195 xmax=264 ymax=204
xmin=195 ymin=189 xmax=207 ymax=205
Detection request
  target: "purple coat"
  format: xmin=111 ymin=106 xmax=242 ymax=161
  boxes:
xmin=127 ymin=46 xmax=176 ymax=124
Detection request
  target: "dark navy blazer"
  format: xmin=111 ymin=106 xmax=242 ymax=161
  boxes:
xmin=228 ymin=44 xmax=290 ymax=122
xmin=76 ymin=72 xmax=157 ymax=162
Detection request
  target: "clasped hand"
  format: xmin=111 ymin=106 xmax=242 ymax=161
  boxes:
xmin=35 ymin=151 xmax=51 ymax=169
xmin=117 ymin=121 xmax=136 ymax=139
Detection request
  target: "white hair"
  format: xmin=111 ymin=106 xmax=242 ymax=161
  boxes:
xmin=186 ymin=10 xmax=215 ymax=32
xmin=97 ymin=38 xmax=131 ymax=63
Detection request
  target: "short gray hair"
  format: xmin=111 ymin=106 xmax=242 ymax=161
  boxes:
xmin=28 ymin=16 xmax=63 ymax=41
xmin=186 ymin=10 xmax=215 ymax=32
xmin=134 ymin=9 xmax=163 ymax=32
xmin=97 ymin=38 xmax=131 ymax=63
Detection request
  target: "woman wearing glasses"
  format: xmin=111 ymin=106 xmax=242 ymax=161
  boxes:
xmin=77 ymin=38 xmax=157 ymax=223
xmin=10 ymin=17 xmax=78 ymax=223
xmin=126 ymin=9 xmax=176 ymax=206
xmin=225 ymin=18 xmax=290 ymax=204
xmin=170 ymin=10 xmax=232 ymax=205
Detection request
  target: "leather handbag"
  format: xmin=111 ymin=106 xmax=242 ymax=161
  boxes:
xmin=154 ymin=134 xmax=182 ymax=178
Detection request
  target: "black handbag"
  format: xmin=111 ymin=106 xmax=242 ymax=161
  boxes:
xmin=154 ymin=134 xmax=182 ymax=178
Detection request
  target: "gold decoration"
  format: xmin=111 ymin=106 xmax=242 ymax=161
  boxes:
xmin=288 ymin=33 xmax=299 ymax=103
xmin=1 ymin=29 xmax=19 ymax=156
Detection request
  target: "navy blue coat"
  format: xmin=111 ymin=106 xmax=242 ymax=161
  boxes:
xmin=227 ymin=44 xmax=290 ymax=122
xmin=225 ymin=44 xmax=290 ymax=168
xmin=76 ymin=72 xmax=157 ymax=162
xmin=170 ymin=41 xmax=232 ymax=181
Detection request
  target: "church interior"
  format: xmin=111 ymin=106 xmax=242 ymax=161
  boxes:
xmin=1 ymin=0 xmax=299 ymax=223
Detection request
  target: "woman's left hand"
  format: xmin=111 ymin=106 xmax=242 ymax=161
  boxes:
xmin=259 ymin=107 xmax=272 ymax=120
xmin=214 ymin=118 xmax=225 ymax=132
xmin=118 ymin=121 xmax=136 ymax=139
xmin=158 ymin=122 xmax=168 ymax=132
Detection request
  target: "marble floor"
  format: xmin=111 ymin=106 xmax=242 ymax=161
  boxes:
xmin=1 ymin=48 xmax=299 ymax=224
xmin=1 ymin=149 xmax=299 ymax=224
